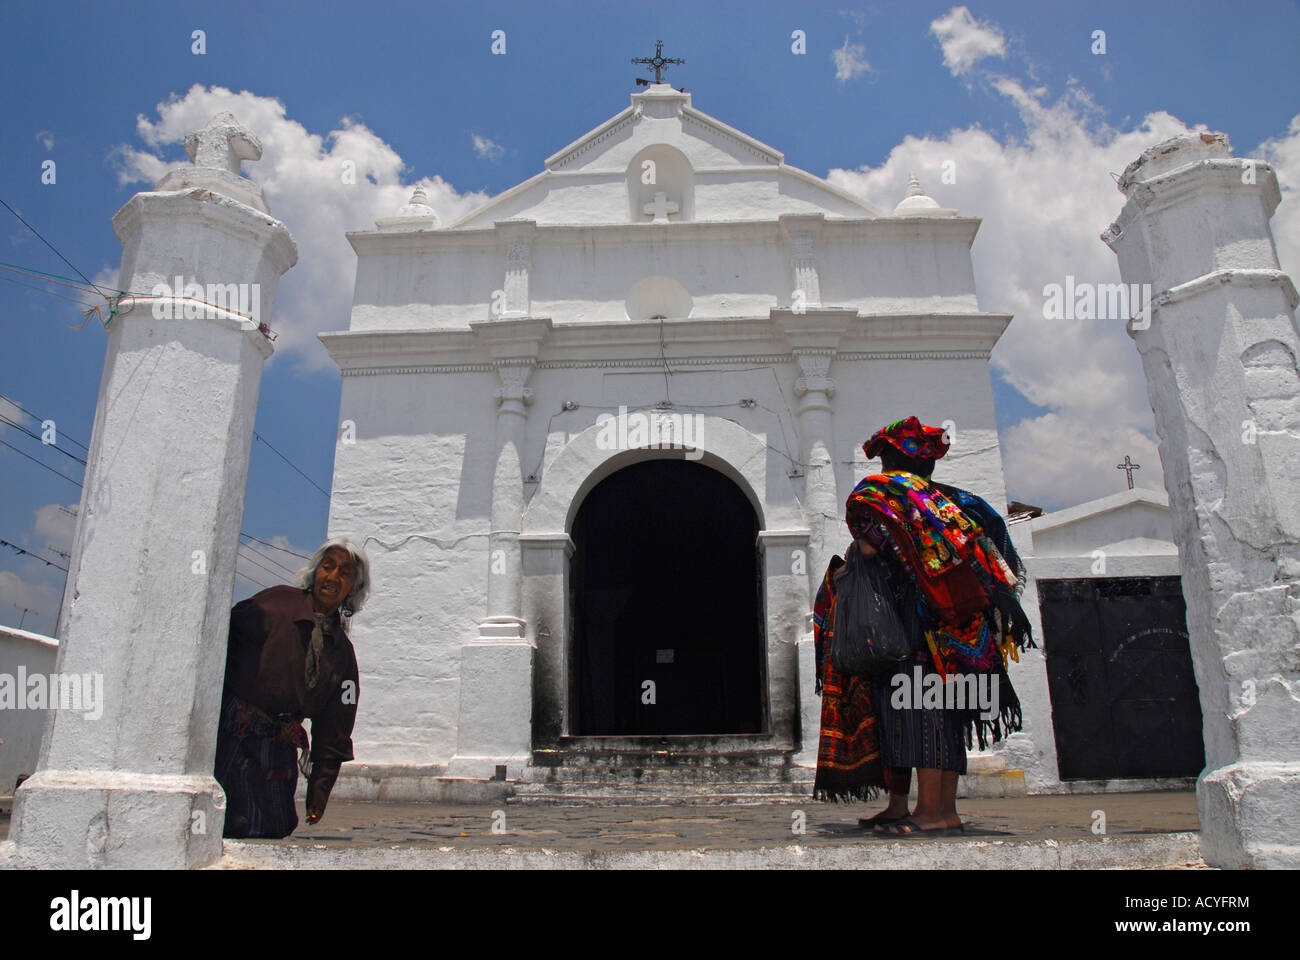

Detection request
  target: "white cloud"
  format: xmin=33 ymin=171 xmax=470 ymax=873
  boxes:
xmin=1001 ymin=414 xmax=1165 ymax=509
xmin=472 ymin=134 xmax=505 ymax=161
xmin=825 ymin=38 xmax=1300 ymax=511
xmin=36 ymin=130 xmax=54 ymax=151
xmin=113 ymin=85 xmax=491 ymax=369
xmin=832 ymin=36 xmax=871 ymax=83
xmin=33 ymin=503 xmax=77 ymax=558
xmin=0 ymin=568 xmax=64 ymax=637
xmin=930 ymin=5 xmax=1006 ymax=77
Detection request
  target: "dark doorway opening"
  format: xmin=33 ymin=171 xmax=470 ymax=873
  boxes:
xmin=570 ymin=459 xmax=763 ymax=735
xmin=1039 ymin=576 xmax=1205 ymax=780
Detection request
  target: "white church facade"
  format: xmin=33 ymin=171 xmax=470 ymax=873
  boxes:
xmin=319 ymin=83 xmax=1023 ymax=798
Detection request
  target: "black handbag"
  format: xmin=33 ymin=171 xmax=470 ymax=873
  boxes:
xmin=830 ymin=547 xmax=913 ymax=677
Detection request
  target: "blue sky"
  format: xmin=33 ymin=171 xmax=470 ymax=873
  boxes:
xmin=2 ymin=0 xmax=1299 ymax=636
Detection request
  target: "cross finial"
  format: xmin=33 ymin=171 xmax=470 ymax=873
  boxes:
xmin=632 ymin=40 xmax=684 ymax=85
xmin=184 ymin=111 xmax=262 ymax=176
xmin=1116 ymin=454 xmax=1140 ymax=489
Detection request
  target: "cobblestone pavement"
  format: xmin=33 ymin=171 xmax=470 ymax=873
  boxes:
xmin=262 ymin=790 xmax=1197 ymax=852
xmin=1 ymin=791 xmax=1206 ymax=867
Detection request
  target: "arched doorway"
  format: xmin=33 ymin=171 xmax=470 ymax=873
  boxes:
xmin=570 ymin=459 xmax=764 ymax=735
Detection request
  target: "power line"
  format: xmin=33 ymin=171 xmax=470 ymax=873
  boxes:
xmin=236 ymin=546 xmax=287 ymax=585
xmin=238 ymin=538 xmax=299 ymax=577
xmin=0 ymin=437 xmax=82 ymax=488
xmin=0 ymin=198 xmax=111 ymax=299
xmin=0 ymin=537 xmax=69 ymax=573
xmin=0 ymin=393 xmax=89 ymax=451
xmin=0 ymin=414 xmax=87 ymax=466
xmin=234 ymin=567 xmax=272 ymax=590
xmin=0 ymin=272 xmax=100 ymax=309
xmin=240 ymin=532 xmax=310 ymax=560
xmin=253 ymin=431 xmax=330 ymax=499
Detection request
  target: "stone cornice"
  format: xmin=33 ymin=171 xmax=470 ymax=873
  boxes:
xmin=545 ymin=107 xmax=637 ymax=170
xmin=1153 ymin=268 xmax=1300 ymax=313
xmin=346 ymin=215 xmax=982 ymax=254
xmin=320 ymin=311 xmax=1007 ymax=376
xmin=1122 ymin=159 xmax=1282 ymax=219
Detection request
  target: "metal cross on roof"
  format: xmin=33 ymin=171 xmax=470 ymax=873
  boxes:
xmin=1116 ymin=454 xmax=1140 ymax=489
xmin=632 ymin=40 xmax=684 ymax=84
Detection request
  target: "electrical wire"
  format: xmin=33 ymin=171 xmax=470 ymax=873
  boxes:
xmin=0 ymin=437 xmax=82 ymax=487
xmin=0 ymin=393 xmax=90 ymax=451
xmin=240 ymin=532 xmax=310 ymax=560
xmin=0 ymin=414 xmax=87 ymax=466
xmin=0 ymin=200 xmax=112 ymax=299
xmin=253 ymin=431 xmax=331 ymax=499
xmin=0 ymin=537 xmax=69 ymax=573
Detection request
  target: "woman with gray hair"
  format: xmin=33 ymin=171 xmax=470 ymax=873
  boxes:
xmin=214 ymin=537 xmax=371 ymax=838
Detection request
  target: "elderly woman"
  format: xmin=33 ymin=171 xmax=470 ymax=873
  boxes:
xmin=214 ymin=537 xmax=370 ymax=839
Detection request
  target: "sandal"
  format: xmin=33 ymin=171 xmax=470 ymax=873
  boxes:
xmin=857 ymin=812 xmax=905 ymax=829
xmin=874 ymin=817 xmax=948 ymax=837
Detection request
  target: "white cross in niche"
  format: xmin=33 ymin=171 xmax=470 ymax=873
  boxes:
xmin=642 ymin=191 xmax=679 ymax=223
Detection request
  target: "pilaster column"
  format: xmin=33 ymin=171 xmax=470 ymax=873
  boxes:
xmin=484 ymin=360 xmax=534 ymax=635
xmin=772 ymin=308 xmax=853 ymax=599
xmin=6 ymin=112 xmax=296 ymax=868
xmin=497 ymin=220 xmax=537 ymax=319
xmin=1104 ymin=132 xmax=1300 ymax=868
xmin=450 ymin=318 xmax=550 ymax=779
xmin=781 ymin=214 xmax=825 ymax=310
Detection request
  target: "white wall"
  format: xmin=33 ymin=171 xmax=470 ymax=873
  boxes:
xmin=0 ymin=627 xmax=58 ymax=796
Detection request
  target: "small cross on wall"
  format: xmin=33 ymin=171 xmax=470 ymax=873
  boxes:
xmin=1116 ymin=455 xmax=1140 ymax=489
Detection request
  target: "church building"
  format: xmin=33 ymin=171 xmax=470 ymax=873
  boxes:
xmin=319 ymin=81 xmax=1023 ymax=800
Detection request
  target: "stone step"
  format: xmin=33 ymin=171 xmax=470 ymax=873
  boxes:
xmin=511 ymin=781 xmax=816 ymax=805
xmin=521 ymin=764 xmax=812 ymax=785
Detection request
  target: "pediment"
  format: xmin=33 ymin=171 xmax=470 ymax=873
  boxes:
xmin=452 ymin=85 xmax=879 ymax=228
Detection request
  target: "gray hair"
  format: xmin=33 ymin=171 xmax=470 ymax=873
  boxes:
xmin=296 ymin=537 xmax=372 ymax=616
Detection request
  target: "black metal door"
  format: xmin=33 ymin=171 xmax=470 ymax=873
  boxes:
xmin=1039 ymin=576 xmax=1205 ymax=780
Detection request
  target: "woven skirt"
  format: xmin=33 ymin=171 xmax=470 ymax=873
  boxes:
xmin=871 ymin=659 xmax=969 ymax=774
xmin=213 ymin=695 xmax=307 ymax=839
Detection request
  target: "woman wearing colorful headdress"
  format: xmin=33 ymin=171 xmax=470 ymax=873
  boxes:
xmin=813 ymin=416 xmax=1032 ymax=836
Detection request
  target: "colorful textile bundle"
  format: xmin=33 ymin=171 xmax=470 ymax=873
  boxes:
xmin=848 ymin=471 xmax=1033 ymax=677
xmin=812 ymin=555 xmax=886 ymax=802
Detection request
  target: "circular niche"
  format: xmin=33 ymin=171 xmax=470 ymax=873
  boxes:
xmin=625 ymin=275 xmax=693 ymax=322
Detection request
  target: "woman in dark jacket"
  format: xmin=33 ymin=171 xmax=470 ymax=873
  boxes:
xmin=214 ymin=538 xmax=370 ymax=838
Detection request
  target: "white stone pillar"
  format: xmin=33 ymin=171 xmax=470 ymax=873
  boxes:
xmin=1103 ymin=132 xmax=1300 ymax=868
xmin=449 ymin=319 xmax=549 ymax=779
xmin=5 ymin=112 xmax=296 ymax=868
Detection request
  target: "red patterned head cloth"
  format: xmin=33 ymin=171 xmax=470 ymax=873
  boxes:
xmin=862 ymin=415 xmax=950 ymax=461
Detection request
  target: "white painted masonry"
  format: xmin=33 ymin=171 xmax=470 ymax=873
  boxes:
xmin=1105 ymin=131 xmax=1300 ymax=867
xmin=3 ymin=113 xmax=296 ymax=869
xmin=0 ymin=626 xmax=58 ymax=797
xmin=320 ymin=84 xmax=1016 ymax=797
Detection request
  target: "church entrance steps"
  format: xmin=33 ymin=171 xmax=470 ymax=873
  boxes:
xmin=515 ymin=738 xmax=813 ymax=804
